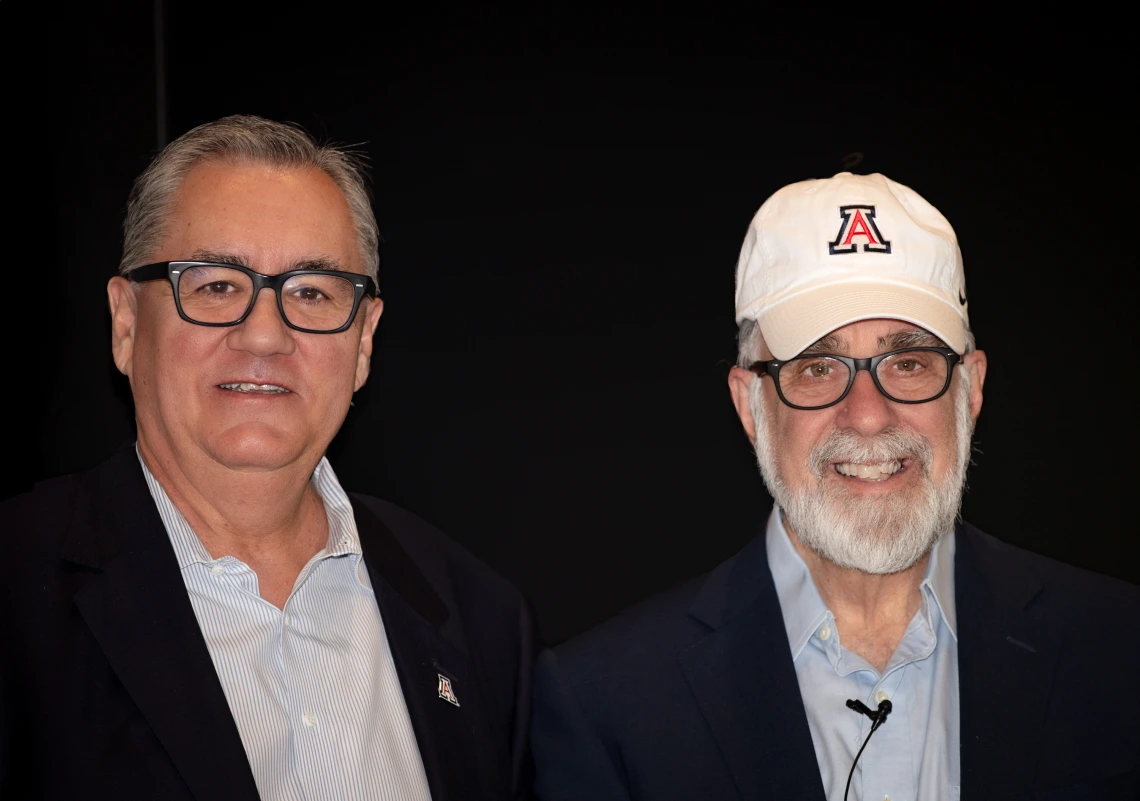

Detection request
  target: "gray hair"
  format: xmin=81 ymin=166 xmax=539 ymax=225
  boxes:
xmin=120 ymin=114 xmax=379 ymax=280
xmin=736 ymin=317 xmax=976 ymax=366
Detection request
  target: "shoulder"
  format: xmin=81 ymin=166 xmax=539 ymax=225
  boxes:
xmin=532 ymin=573 xmax=712 ymax=748
xmin=553 ymin=573 xmax=711 ymax=676
xmin=350 ymin=493 xmax=530 ymax=622
xmin=550 ymin=531 xmax=770 ymax=679
xmin=959 ymin=522 xmax=1140 ymax=615
xmin=958 ymin=524 xmax=1140 ymax=782
xmin=0 ymin=472 xmax=82 ymax=562
xmin=1 ymin=471 xmax=81 ymax=521
xmin=958 ymin=522 xmax=1140 ymax=682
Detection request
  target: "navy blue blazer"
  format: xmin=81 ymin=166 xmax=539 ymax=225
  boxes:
xmin=532 ymin=523 xmax=1140 ymax=800
xmin=0 ymin=446 xmax=536 ymax=801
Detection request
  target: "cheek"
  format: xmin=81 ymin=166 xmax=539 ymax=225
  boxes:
xmin=771 ymin=409 xmax=833 ymax=477
xmin=300 ymin=339 xmax=361 ymax=393
xmin=157 ymin=330 xmax=224 ymax=387
xmin=132 ymin=307 xmax=198 ymax=387
xmin=134 ymin=329 xmax=228 ymax=403
xmin=901 ymin=406 xmax=960 ymax=477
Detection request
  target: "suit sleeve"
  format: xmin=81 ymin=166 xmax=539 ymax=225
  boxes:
xmin=531 ymin=648 xmax=632 ymax=801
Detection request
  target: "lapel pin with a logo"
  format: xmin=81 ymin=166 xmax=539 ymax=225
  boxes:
xmin=437 ymin=673 xmax=460 ymax=707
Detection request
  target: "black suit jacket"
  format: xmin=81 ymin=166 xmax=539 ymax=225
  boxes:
xmin=532 ymin=523 xmax=1140 ymax=800
xmin=0 ymin=446 xmax=536 ymax=800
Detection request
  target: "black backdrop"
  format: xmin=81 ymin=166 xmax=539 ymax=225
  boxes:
xmin=5 ymin=4 xmax=1137 ymax=644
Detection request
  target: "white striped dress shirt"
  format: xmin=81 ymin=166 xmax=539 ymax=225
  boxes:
xmin=138 ymin=451 xmax=433 ymax=801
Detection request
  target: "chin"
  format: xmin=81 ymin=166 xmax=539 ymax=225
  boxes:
xmin=779 ymin=470 xmax=963 ymax=575
xmin=203 ymin=425 xmax=314 ymax=472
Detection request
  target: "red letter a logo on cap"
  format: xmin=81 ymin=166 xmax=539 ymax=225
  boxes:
xmin=829 ymin=205 xmax=892 ymax=255
xmin=843 ymin=211 xmax=875 ymax=245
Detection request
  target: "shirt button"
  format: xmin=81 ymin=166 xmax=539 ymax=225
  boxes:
xmin=818 ymin=625 xmax=831 ymax=641
xmin=302 ymin=712 xmax=318 ymax=728
xmin=875 ymin=689 xmax=890 ymax=704
xmin=209 ymin=564 xmax=225 ymax=576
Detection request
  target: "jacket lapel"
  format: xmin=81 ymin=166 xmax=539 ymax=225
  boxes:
xmin=677 ymin=533 xmax=827 ymax=801
xmin=957 ymin=523 xmax=1060 ymax=801
xmin=353 ymin=499 xmax=502 ymax=801
xmin=64 ymin=447 xmax=260 ymax=801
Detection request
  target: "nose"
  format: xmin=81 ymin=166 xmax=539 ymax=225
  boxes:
xmin=834 ymin=367 xmax=896 ymax=435
xmin=225 ymin=287 xmax=296 ymax=357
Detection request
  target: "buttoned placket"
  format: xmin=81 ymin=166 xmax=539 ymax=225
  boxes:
xmin=281 ymin=548 xmax=366 ymax=801
xmin=281 ymin=551 xmax=340 ymax=800
xmin=815 ymin=589 xmax=939 ymax=801
xmin=201 ymin=547 xmax=356 ymax=800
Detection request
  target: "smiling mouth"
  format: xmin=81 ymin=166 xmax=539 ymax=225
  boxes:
xmin=833 ymin=460 xmax=904 ymax=481
xmin=219 ymin=383 xmax=290 ymax=394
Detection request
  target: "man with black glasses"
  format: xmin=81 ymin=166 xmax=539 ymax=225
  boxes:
xmin=531 ymin=173 xmax=1140 ymax=800
xmin=0 ymin=116 xmax=535 ymax=801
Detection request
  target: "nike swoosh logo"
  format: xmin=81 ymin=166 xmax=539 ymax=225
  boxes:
xmin=958 ymin=289 xmax=967 ymax=306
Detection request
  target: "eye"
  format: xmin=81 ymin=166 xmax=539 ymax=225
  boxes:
xmin=202 ymin=281 xmax=239 ymax=295
xmin=295 ymin=286 xmax=327 ymax=301
xmin=287 ymin=284 xmax=331 ymax=303
xmin=881 ymin=350 xmax=936 ymax=375
xmin=803 ymin=361 xmax=832 ymax=378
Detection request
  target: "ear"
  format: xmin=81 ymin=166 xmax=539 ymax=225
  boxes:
xmin=107 ymin=277 xmax=138 ymax=377
xmin=728 ymin=366 xmax=758 ymax=446
xmin=962 ymin=349 xmax=987 ymax=421
xmin=353 ymin=296 xmax=385 ymax=392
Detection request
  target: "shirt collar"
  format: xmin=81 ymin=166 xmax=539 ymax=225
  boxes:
xmin=136 ymin=446 xmax=362 ymax=569
xmin=766 ymin=507 xmax=958 ymax=660
xmin=923 ymin=522 xmax=957 ymax=639
xmin=765 ymin=509 xmax=830 ymax=660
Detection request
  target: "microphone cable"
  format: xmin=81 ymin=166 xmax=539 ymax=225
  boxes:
xmin=843 ymin=698 xmax=892 ymax=801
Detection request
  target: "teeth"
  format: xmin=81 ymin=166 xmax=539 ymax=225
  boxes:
xmin=220 ymin=383 xmax=289 ymax=393
xmin=835 ymin=460 xmax=902 ymax=480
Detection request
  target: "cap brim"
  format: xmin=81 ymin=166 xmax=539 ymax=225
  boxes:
xmin=756 ymin=282 xmax=967 ymax=360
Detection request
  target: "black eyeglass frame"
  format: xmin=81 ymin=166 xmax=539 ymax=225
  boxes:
xmin=747 ymin=346 xmax=963 ymax=411
xmin=127 ymin=261 xmax=379 ymax=334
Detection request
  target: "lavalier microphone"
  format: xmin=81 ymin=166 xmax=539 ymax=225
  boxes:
xmin=843 ymin=698 xmax=893 ymax=801
xmin=845 ymin=697 xmax=892 ymax=723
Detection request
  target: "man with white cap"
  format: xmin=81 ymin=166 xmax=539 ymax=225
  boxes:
xmin=530 ymin=173 xmax=1140 ymax=800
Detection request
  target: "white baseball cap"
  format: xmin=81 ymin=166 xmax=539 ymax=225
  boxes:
xmin=734 ymin=172 xmax=969 ymax=360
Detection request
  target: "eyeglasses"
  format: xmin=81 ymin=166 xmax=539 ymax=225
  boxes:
xmin=127 ymin=261 xmax=378 ymax=334
xmin=747 ymin=347 xmax=962 ymax=410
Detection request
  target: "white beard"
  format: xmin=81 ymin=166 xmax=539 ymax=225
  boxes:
xmin=749 ymin=372 xmax=975 ymax=575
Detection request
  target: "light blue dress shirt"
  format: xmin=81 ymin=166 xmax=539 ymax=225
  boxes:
xmin=139 ymin=451 xmax=433 ymax=801
xmin=766 ymin=509 xmax=961 ymax=801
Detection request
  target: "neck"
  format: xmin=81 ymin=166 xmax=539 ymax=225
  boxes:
xmin=784 ymin=518 xmax=929 ymax=673
xmin=136 ymin=432 xmax=329 ymax=588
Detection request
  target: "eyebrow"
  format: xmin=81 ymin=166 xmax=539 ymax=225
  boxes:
xmin=800 ymin=334 xmax=844 ymax=355
xmin=878 ymin=328 xmax=948 ymax=350
xmin=797 ymin=328 xmax=947 ymax=356
xmin=185 ymin=251 xmax=345 ymax=273
xmin=291 ymin=258 xmax=344 ymax=272
xmin=187 ymin=249 xmax=249 ymax=267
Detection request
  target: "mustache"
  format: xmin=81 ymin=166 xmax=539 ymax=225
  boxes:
xmin=808 ymin=426 xmax=935 ymax=478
